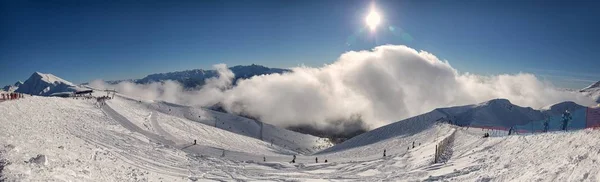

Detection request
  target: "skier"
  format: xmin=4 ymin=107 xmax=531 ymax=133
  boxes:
xmin=543 ymin=118 xmax=550 ymax=132
xmin=508 ymin=126 xmax=514 ymax=135
xmin=562 ymin=110 xmax=572 ymax=131
xmin=412 ymin=141 xmax=415 ymax=149
xmin=383 ymin=149 xmax=386 ymax=157
xmin=193 ymin=139 xmax=197 ymax=145
xmin=291 ymin=155 xmax=296 ymax=163
xmin=263 ymin=156 xmax=266 ymax=162
xmin=315 ymin=157 xmax=318 ymax=163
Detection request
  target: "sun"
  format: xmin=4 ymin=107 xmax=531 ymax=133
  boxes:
xmin=365 ymin=8 xmax=381 ymax=31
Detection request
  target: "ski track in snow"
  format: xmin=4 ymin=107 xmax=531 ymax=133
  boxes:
xmin=1 ymin=95 xmax=600 ymax=181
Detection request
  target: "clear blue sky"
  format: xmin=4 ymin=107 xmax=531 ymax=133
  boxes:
xmin=1 ymin=0 xmax=599 ymax=88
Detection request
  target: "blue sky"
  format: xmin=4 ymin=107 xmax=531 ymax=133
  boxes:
xmin=1 ymin=0 xmax=599 ymax=88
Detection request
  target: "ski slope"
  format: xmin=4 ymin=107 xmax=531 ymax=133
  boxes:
xmin=2 ymin=95 xmax=600 ymax=181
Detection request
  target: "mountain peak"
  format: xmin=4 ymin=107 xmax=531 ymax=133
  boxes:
xmin=478 ymin=98 xmax=512 ymax=106
xmin=28 ymin=72 xmax=74 ymax=86
xmin=581 ymin=81 xmax=600 ymax=91
xmin=16 ymin=72 xmax=81 ymax=96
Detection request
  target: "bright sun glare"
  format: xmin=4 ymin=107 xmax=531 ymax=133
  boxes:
xmin=365 ymin=8 xmax=381 ymax=31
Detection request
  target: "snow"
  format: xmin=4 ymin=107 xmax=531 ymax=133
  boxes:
xmin=14 ymin=72 xmax=86 ymax=96
xmin=1 ymin=81 xmax=22 ymax=92
xmin=2 ymin=94 xmax=600 ymax=181
xmin=581 ymin=81 xmax=600 ymax=104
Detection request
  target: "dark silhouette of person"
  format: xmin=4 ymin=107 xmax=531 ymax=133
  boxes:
xmin=383 ymin=149 xmax=386 ymax=157
xmin=193 ymin=140 xmax=197 ymax=145
xmin=315 ymin=157 xmax=318 ymax=163
xmin=543 ymin=119 xmax=550 ymax=132
xmin=291 ymin=155 xmax=296 ymax=163
xmin=562 ymin=110 xmax=572 ymax=131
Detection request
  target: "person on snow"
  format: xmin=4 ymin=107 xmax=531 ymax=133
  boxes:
xmin=562 ymin=110 xmax=572 ymax=131
xmin=315 ymin=157 xmax=318 ymax=163
xmin=383 ymin=149 xmax=386 ymax=157
xmin=263 ymin=156 xmax=266 ymax=162
xmin=193 ymin=139 xmax=197 ymax=145
xmin=543 ymin=118 xmax=550 ymax=132
xmin=291 ymin=155 xmax=296 ymax=163
xmin=412 ymin=141 xmax=415 ymax=149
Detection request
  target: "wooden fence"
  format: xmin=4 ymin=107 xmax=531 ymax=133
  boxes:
xmin=434 ymin=129 xmax=456 ymax=163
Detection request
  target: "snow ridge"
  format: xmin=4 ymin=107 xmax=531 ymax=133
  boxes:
xmin=580 ymin=81 xmax=600 ymax=103
xmin=15 ymin=72 xmax=84 ymax=96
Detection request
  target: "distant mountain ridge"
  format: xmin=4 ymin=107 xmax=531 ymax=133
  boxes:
xmin=2 ymin=81 xmax=22 ymax=92
xmin=104 ymin=64 xmax=289 ymax=88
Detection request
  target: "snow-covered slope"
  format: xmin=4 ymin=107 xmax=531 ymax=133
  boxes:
xmin=581 ymin=81 xmax=600 ymax=103
xmin=15 ymin=72 xmax=85 ymax=96
xmin=316 ymin=99 xmax=587 ymax=158
xmin=107 ymin=95 xmax=331 ymax=154
xmin=2 ymin=95 xmax=600 ymax=181
xmin=437 ymin=99 xmax=586 ymax=129
xmin=454 ymin=99 xmax=545 ymax=128
xmin=541 ymin=101 xmax=587 ymax=116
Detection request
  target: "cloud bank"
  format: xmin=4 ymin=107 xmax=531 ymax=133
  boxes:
xmin=90 ymin=45 xmax=594 ymax=134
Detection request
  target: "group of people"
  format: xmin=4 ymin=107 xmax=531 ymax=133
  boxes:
xmin=1 ymin=92 xmax=24 ymax=100
xmin=96 ymin=96 xmax=112 ymax=106
xmin=287 ymin=155 xmax=327 ymax=164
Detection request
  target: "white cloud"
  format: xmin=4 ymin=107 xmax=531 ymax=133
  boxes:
xmin=91 ymin=45 xmax=595 ymax=133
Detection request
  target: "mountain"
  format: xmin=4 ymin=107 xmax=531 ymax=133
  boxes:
xmin=319 ymin=99 xmax=587 ymax=156
xmin=580 ymin=81 xmax=600 ymax=103
xmin=15 ymin=72 xmax=86 ymax=96
xmin=2 ymin=81 xmax=22 ymax=92
xmin=102 ymin=64 xmax=290 ymax=88
xmin=449 ymin=99 xmax=588 ymax=128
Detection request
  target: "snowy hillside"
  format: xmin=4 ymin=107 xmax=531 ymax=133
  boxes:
xmin=107 ymin=95 xmax=331 ymax=154
xmin=581 ymin=81 xmax=600 ymax=103
xmin=436 ymin=99 xmax=585 ymax=128
xmin=14 ymin=72 xmax=86 ymax=96
xmin=318 ymin=99 xmax=588 ymax=157
xmin=2 ymin=95 xmax=600 ymax=181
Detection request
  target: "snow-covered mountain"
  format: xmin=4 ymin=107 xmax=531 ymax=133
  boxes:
xmin=15 ymin=72 xmax=86 ymax=96
xmin=1 ymin=81 xmax=22 ymax=92
xmin=321 ymin=99 xmax=587 ymax=155
xmin=580 ymin=81 xmax=600 ymax=103
xmin=441 ymin=99 xmax=585 ymax=128
xmin=103 ymin=64 xmax=289 ymax=88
